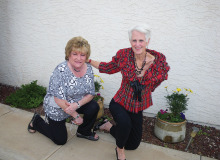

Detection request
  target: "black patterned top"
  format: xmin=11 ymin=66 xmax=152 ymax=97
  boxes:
xmin=43 ymin=61 xmax=95 ymax=121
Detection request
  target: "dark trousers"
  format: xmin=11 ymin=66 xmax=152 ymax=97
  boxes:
xmin=33 ymin=100 xmax=99 ymax=145
xmin=109 ymin=99 xmax=143 ymax=150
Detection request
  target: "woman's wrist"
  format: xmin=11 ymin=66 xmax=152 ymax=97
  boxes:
xmin=71 ymin=111 xmax=79 ymax=118
xmin=70 ymin=104 xmax=76 ymax=111
xmin=76 ymin=101 xmax=80 ymax=109
xmin=72 ymin=113 xmax=80 ymax=120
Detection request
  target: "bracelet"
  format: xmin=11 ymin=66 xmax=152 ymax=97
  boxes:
xmin=88 ymin=59 xmax=92 ymax=63
xmin=72 ymin=114 xmax=80 ymax=121
xmin=76 ymin=101 xmax=80 ymax=109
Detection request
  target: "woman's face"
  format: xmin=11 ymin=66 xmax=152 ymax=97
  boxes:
xmin=130 ymin=30 xmax=149 ymax=55
xmin=68 ymin=50 xmax=87 ymax=69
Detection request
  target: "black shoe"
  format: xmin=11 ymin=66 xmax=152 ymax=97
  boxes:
xmin=27 ymin=112 xmax=39 ymax=133
xmin=93 ymin=116 xmax=109 ymax=132
xmin=76 ymin=132 xmax=99 ymax=141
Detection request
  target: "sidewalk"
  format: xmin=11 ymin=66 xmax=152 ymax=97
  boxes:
xmin=0 ymin=103 xmax=216 ymax=160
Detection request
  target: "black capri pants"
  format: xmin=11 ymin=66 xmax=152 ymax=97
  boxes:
xmin=33 ymin=100 xmax=99 ymax=145
xmin=109 ymin=99 xmax=143 ymax=150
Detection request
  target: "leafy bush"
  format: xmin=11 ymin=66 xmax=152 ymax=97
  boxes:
xmin=157 ymin=87 xmax=193 ymax=123
xmin=5 ymin=80 xmax=46 ymax=109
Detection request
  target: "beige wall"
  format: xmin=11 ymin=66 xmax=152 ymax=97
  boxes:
xmin=0 ymin=0 xmax=220 ymax=128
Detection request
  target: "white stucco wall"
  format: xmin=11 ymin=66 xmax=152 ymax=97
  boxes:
xmin=0 ymin=0 xmax=220 ymax=128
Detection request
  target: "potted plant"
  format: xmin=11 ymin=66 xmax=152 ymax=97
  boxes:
xmin=154 ymin=86 xmax=193 ymax=143
xmin=93 ymin=74 xmax=104 ymax=119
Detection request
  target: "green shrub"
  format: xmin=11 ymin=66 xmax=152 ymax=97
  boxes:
xmin=5 ymin=80 xmax=46 ymax=109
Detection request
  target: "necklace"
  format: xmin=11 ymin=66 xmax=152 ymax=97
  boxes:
xmin=73 ymin=68 xmax=80 ymax=72
xmin=134 ymin=53 xmax=147 ymax=75
xmin=68 ymin=61 xmax=82 ymax=73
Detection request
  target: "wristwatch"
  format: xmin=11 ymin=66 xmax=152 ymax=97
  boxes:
xmin=76 ymin=101 xmax=80 ymax=109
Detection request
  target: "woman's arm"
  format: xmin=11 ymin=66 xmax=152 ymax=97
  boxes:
xmin=54 ymin=97 xmax=83 ymax=125
xmin=54 ymin=97 xmax=78 ymax=116
xmin=65 ymin=94 xmax=94 ymax=112
xmin=55 ymin=94 xmax=94 ymax=115
xmin=54 ymin=91 xmax=93 ymax=111
xmin=54 ymin=97 xmax=70 ymax=111
xmin=150 ymin=53 xmax=170 ymax=92
xmin=76 ymin=94 xmax=94 ymax=107
xmin=88 ymin=50 xmax=121 ymax=74
xmin=88 ymin=59 xmax=101 ymax=69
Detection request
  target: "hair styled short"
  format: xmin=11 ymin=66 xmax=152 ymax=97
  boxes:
xmin=128 ymin=24 xmax=151 ymax=41
xmin=65 ymin=36 xmax=91 ymax=60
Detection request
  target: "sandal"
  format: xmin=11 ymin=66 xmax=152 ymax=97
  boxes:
xmin=76 ymin=132 xmax=99 ymax=141
xmin=93 ymin=116 xmax=109 ymax=132
xmin=27 ymin=112 xmax=39 ymax=133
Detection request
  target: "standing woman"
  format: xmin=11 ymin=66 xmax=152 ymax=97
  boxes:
xmin=90 ymin=25 xmax=170 ymax=160
xmin=28 ymin=36 xmax=100 ymax=145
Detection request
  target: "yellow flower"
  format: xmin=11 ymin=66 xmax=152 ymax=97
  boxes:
xmin=94 ymin=74 xmax=104 ymax=93
xmin=164 ymin=86 xmax=193 ymax=123
xmin=176 ymin=88 xmax=181 ymax=92
xmin=100 ymin=78 xmax=104 ymax=83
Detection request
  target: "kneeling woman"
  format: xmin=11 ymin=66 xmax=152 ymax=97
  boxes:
xmin=27 ymin=36 xmax=100 ymax=145
xmin=90 ymin=24 xmax=170 ymax=160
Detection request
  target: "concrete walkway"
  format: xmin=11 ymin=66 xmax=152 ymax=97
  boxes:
xmin=0 ymin=103 xmax=216 ymax=160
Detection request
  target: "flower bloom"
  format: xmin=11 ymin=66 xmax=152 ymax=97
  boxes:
xmin=180 ymin=112 xmax=185 ymax=120
xmin=97 ymin=93 xmax=101 ymax=96
xmin=100 ymin=78 xmax=104 ymax=83
xmin=160 ymin=109 xmax=167 ymax=114
xmin=176 ymin=88 xmax=181 ymax=92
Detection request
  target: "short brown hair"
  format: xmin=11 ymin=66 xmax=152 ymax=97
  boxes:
xmin=65 ymin=36 xmax=91 ymax=60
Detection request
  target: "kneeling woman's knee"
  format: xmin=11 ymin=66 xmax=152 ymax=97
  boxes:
xmin=90 ymin=101 xmax=100 ymax=113
xmin=125 ymin=141 xmax=141 ymax=150
xmin=53 ymin=136 xmax=67 ymax=145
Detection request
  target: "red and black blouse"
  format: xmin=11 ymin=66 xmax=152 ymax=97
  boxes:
xmin=99 ymin=48 xmax=170 ymax=113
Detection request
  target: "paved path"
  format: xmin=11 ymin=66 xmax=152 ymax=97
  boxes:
xmin=0 ymin=103 xmax=216 ymax=160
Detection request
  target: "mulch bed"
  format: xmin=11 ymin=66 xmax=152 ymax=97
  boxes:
xmin=0 ymin=83 xmax=219 ymax=159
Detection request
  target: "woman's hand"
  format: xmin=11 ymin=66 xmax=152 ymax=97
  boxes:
xmin=54 ymin=97 xmax=70 ymax=111
xmin=87 ymin=59 xmax=100 ymax=69
xmin=72 ymin=115 xmax=83 ymax=125
xmin=64 ymin=102 xmax=78 ymax=115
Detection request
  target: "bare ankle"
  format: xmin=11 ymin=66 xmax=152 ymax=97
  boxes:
xmin=100 ymin=121 xmax=112 ymax=132
xmin=117 ymin=147 xmax=126 ymax=159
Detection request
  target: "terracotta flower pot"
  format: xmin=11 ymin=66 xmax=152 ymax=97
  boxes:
xmin=154 ymin=117 xmax=186 ymax=143
xmin=96 ymin=97 xmax=104 ymax=119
